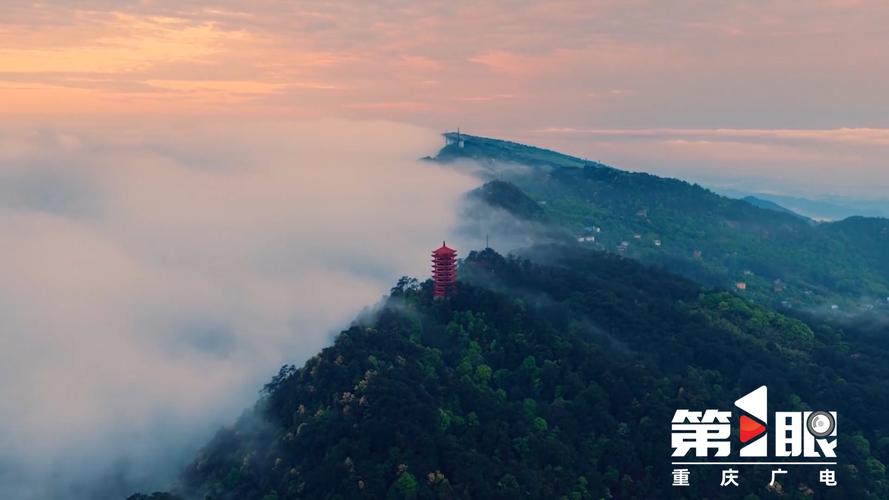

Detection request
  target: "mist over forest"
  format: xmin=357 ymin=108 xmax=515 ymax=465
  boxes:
xmin=0 ymin=120 xmax=478 ymax=499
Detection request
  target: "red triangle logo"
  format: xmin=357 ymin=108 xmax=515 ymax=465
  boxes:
xmin=740 ymin=415 xmax=766 ymax=443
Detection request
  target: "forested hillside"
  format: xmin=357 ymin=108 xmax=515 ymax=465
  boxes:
xmin=132 ymin=247 xmax=889 ymax=500
xmin=439 ymin=134 xmax=889 ymax=312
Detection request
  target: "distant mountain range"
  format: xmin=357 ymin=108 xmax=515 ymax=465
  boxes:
xmin=716 ymin=189 xmax=889 ymax=221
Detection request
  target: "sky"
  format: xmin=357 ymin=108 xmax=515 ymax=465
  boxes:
xmin=2 ymin=1 xmax=889 ymax=198
xmin=2 ymin=1 xmax=889 ymax=497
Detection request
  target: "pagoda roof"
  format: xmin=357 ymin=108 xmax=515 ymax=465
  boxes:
xmin=432 ymin=241 xmax=457 ymax=255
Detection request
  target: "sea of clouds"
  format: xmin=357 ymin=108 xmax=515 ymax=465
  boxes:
xmin=0 ymin=119 xmax=478 ymax=499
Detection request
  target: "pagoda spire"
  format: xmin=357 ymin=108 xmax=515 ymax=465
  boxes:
xmin=431 ymin=242 xmax=457 ymax=298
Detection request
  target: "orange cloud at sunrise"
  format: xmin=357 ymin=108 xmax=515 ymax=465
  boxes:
xmin=0 ymin=1 xmax=885 ymax=122
xmin=2 ymin=0 xmax=889 ymax=193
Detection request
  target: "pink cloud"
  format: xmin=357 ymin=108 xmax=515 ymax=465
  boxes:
xmin=2 ymin=0 xmax=889 ymax=193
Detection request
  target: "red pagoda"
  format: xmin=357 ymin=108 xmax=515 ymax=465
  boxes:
xmin=432 ymin=241 xmax=457 ymax=297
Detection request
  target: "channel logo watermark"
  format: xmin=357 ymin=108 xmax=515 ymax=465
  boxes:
xmin=670 ymin=386 xmax=838 ymax=489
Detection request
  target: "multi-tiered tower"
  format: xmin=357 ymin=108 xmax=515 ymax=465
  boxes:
xmin=432 ymin=242 xmax=457 ymax=297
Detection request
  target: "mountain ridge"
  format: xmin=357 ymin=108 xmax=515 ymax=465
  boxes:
xmin=434 ymin=132 xmax=607 ymax=170
xmin=434 ymin=132 xmax=889 ymax=313
xmin=742 ymin=196 xmax=809 ymax=221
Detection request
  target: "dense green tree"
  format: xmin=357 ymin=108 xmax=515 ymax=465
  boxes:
xmin=137 ymin=246 xmax=889 ymax=500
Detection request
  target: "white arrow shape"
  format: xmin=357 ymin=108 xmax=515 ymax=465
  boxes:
xmin=735 ymin=385 xmax=768 ymax=422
